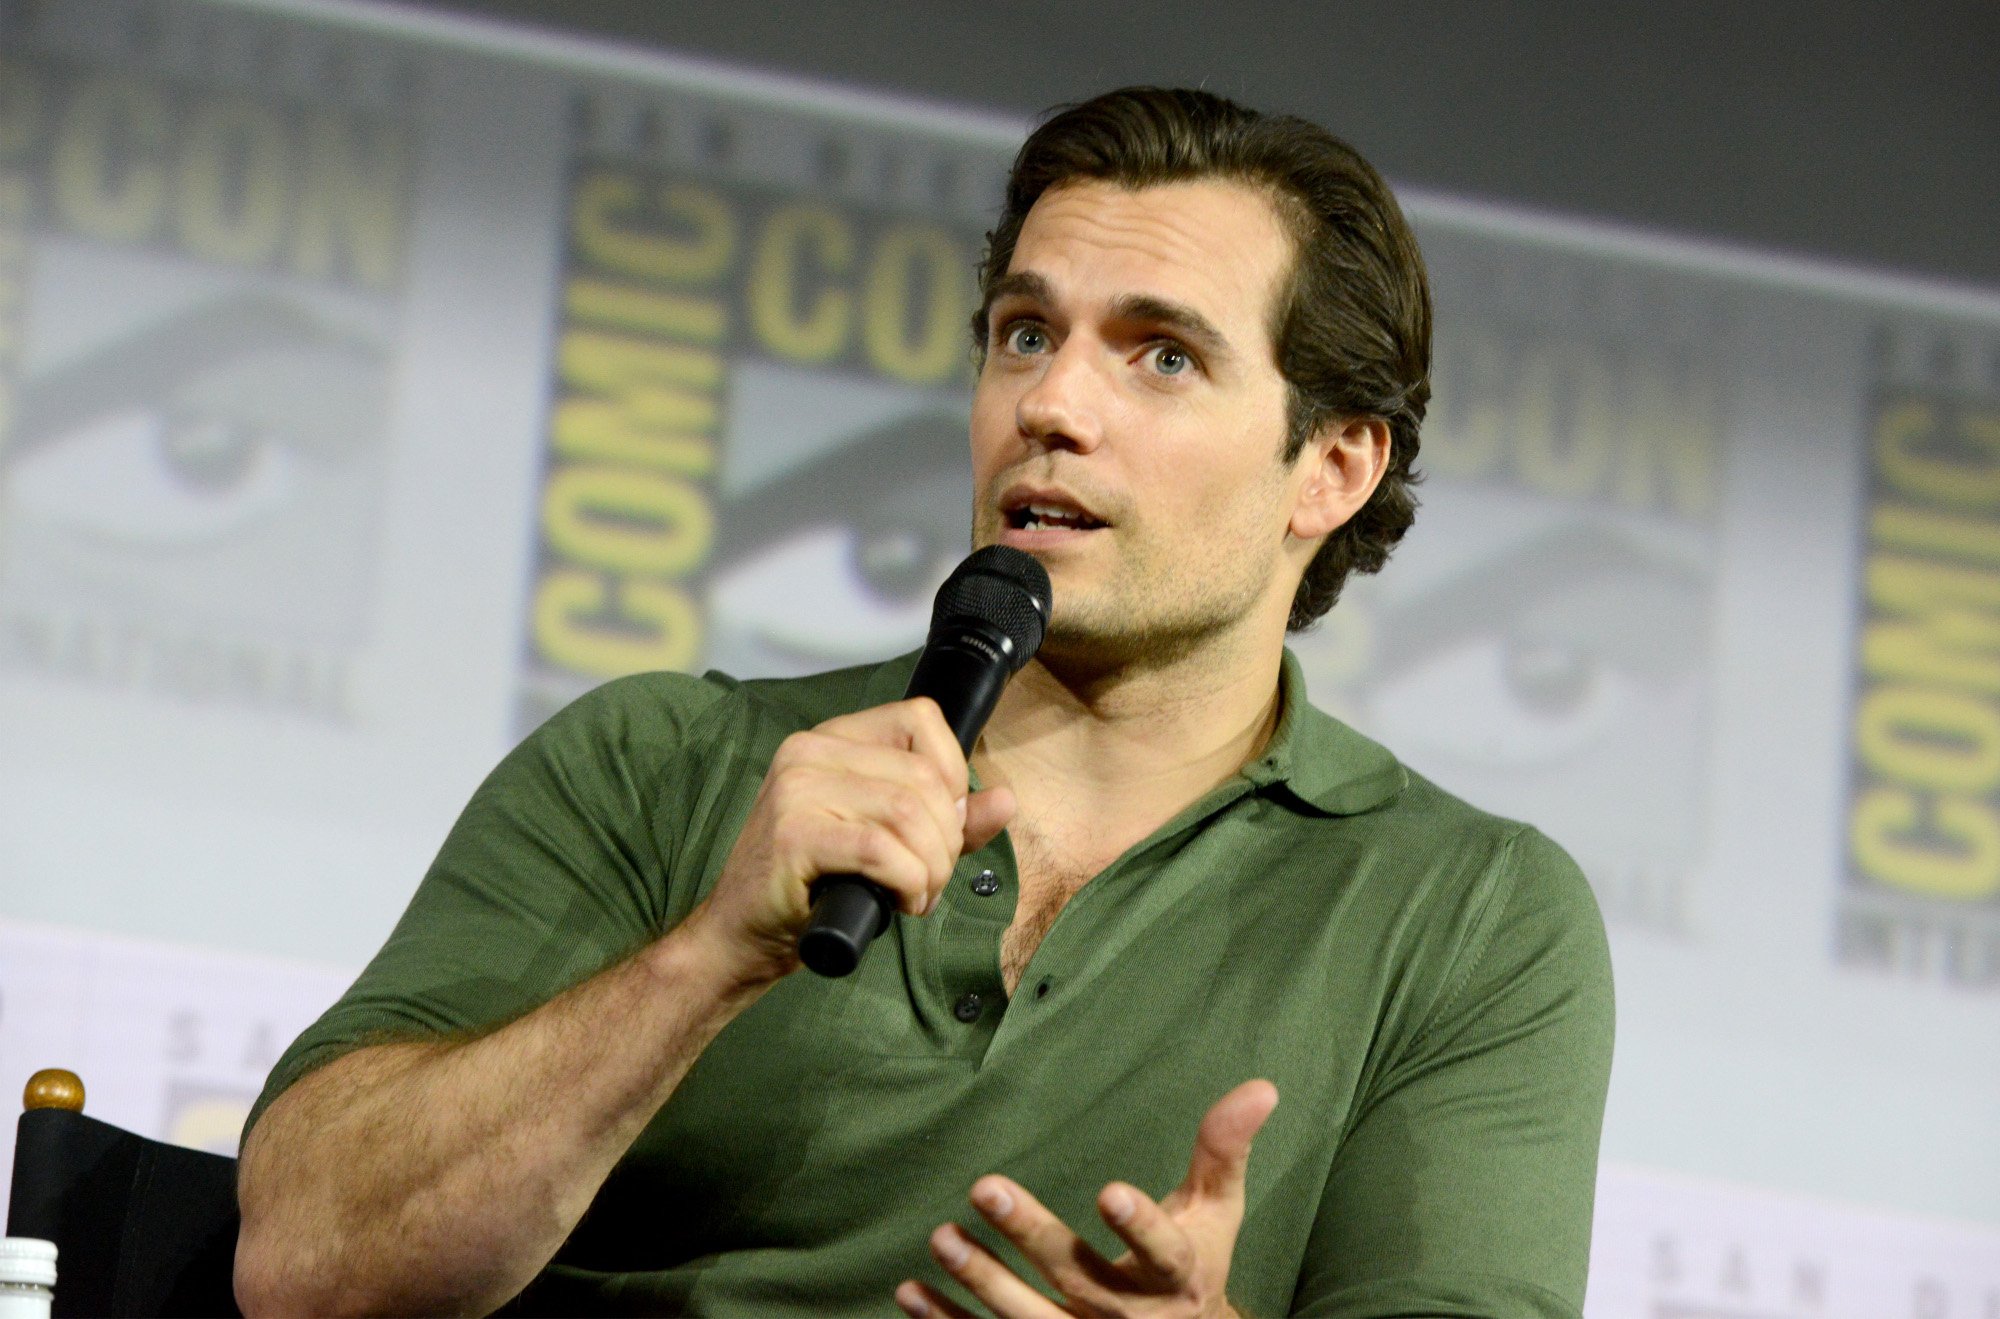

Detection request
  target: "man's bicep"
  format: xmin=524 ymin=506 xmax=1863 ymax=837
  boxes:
xmin=1291 ymin=829 xmax=1615 ymax=1319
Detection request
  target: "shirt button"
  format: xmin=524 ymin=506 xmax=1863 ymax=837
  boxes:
xmin=953 ymin=992 xmax=984 ymax=1023
xmin=970 ymin=869 xmax=1000 ymax=896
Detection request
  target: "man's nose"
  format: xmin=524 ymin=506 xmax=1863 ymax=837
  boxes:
xmin=1015 ymin=342 xmax=1105 ymax=453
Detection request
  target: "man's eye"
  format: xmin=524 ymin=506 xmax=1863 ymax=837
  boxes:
xmin=1003 ymin=323 xmax=1049 ymax=354
xmin=1148 ymin=343 xmax=1191 ymax=376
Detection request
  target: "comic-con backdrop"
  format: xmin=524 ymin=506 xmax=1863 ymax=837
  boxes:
xmin=1 ymin=3 xmax=1996 ymax=1314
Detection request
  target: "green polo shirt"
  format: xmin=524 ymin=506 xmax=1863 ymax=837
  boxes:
xmin=250 ymin=650 xmax=1613 ymax=1318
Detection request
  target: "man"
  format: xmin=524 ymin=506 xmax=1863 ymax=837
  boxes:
xmin=235 ymin=88 xmax=1613 ymax=1317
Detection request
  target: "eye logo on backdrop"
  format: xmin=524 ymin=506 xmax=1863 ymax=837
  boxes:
xmin=1293 ymin=241 xmax=1727 ymax=940
xmin=518 ymin=90 xmax=1007 ymax=730
xmin=1839 ymin=324 xmax=2000 ymax=989
xmin=0 ymin=7 xmax=412 ymax=721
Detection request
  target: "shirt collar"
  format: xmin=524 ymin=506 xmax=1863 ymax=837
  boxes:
xmin=863 ymin=650 xmax=923 ymax=706
xmin=1239 ymin=648 xmax=1407 ymax=816
xmin=865 ymin=647 xmax=1404 ymax=818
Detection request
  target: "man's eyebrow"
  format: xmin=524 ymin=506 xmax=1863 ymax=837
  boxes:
xmin=979 ymin=271 xmax=1054 ymax=328
xmin=978 ymin=276 xmax=1236 ymax=365
xmin=1108 ymin=294 xmax=1234 ymax=364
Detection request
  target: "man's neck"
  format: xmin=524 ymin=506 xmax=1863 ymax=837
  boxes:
xmin=973 ymin=628 xmax=1287 ymax=841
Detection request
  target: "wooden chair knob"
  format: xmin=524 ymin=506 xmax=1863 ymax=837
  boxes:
xmin=24 ymin=1068 xmax=84 ymax=1113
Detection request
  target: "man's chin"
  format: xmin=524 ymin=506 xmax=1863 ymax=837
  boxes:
xmin=1038 ymin=608 xmax=1177 ymax=673
xmin=1035 ymin=591 xmax=1264 ymax=678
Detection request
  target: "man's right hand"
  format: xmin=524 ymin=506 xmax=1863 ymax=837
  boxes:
xmin=686 ymin=696 xmax=1018 ymax=987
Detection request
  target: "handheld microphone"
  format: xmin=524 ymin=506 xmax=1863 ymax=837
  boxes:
xmin=798 ymin=545 xmax=1051 ymax=978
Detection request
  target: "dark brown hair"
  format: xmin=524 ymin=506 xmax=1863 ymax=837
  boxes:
xmin=975 ymin=87 xmax=1431 ymax=628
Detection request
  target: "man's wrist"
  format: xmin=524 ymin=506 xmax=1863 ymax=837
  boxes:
xmin=647 ymin=905 xmax=789 ymax=1011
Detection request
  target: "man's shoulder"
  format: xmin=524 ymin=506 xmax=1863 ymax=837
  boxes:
xmin=1280 ymin=689 xmax=1521 ymax=850
xmin=530 ymin=667 xmax=739 ymax=753
xmin=1287 ymin=717 xmax=1610 ymax=1033
xmin=727 ymin=651 xmax=919 ymax=727
xmin=1369 ymin=762 xmax=1604 ymax=953
xmin=1384 ymin=763 xmax=1533 ymax=848
xmin=1286 ymin=697 xmax=1592 ymax=916
xmin=546 ymin=652 xmax=918 ymax=742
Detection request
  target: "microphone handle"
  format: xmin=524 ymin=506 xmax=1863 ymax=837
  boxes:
xmin=797 ymin=638 xmax=1011 ymax=978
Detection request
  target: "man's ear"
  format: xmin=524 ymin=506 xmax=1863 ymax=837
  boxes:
xmin=1290 ymin=416 xmax=1391 ymax=541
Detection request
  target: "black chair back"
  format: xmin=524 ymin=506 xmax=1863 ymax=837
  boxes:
xmin=7 ymin=1107 xmax=240 ymax=1318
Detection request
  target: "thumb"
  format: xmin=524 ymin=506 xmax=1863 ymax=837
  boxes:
xmin=962 ymin=785 xmax=1017 ymax=853
xmin=1180 ymin=1079 xmax=1279 ymax=1206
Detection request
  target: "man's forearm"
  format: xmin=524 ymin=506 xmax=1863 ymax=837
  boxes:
xmin=235 ymin=912 xmax=771 ymax=1316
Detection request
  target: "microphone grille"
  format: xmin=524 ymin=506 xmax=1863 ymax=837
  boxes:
xmin=931 ymin=546 xmax=1051 ymax=670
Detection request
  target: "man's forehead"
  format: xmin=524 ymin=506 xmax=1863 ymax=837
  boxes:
xmin=998 ymin=178 xmax=1293 ymax=333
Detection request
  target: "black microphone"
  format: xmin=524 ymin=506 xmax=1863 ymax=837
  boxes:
xmin=798 ymin=545 xmax=1052 ymax=978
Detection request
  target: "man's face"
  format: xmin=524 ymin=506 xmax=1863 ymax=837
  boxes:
xmin=969 ymin=178 xmax=1312 ymax=668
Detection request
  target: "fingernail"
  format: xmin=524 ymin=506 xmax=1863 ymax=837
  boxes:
xmin=1105 ymin=1188 xmax=1135 ymax=1224
xmin=956 ymin=797 xmax=968 ymax=823
xmin=897 ymin=1284 xmax=931 ymax=1317
xmin=973 ymin=1183 xmax=1014 ymax=1218
xmin=932 ymin=1225 xmax=970 ymax=1269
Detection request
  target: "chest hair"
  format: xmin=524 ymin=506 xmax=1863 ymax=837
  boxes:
xmin=999 ymin=826 xmax=1116 ymax=994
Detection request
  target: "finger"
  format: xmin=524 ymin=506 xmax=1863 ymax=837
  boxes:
xmin=769 ymin=799 xmax=937 ymax=920
xmin=825 ymin=768 xmax=961 ymax=898
xmin=1097 ymin=1181 xmax=1195 ymax=1291
xmin=768 ymin=767 xmax=957 ymax=915
xmin=969 ymin=1175 xmax=1124 ymax=1301
xmin=962 ymin=785 xmax=1017 ymax=853
xmin=814 ymin=817 xmax=941 ymax=917
xmin=1179 ymin=1079 xmax=1279 ymax=1205
xmin=777 ymin=733 xmax=964 ymax=858
xmin=930 ymin=1222 xmax=1070 ymax=1318
xmin=819 ymin=698 xmax=970 ymax=800
xmin=894 ymin=1279 xmax=976 ymax=1319
xmin=899 ymin=696 xmax=972 ymax=800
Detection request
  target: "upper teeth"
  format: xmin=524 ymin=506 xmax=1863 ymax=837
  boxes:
xmin=1024 ymin=503 xmax=1086 ymax=525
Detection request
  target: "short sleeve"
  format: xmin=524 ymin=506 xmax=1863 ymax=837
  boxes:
xmin=243 ymin=672 xmax=732 ymax=1141
xmin=1290 ymin=827 xmax=1616 ymax=1318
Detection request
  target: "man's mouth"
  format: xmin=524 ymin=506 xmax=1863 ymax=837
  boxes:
xmin=1000 ymin=497 xmax=1112 ymax=531
xmin=1007 ymin=501 xmax=1108 ymax=532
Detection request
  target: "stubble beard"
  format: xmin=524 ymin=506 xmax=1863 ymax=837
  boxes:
xmin=1029 ymin=529 xmax=1279 ymax=682
xmin=967 ymin=483 xmax=1285 ymax=682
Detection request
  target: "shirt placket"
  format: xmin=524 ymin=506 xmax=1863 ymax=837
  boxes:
xmin=980 ymin=776 xmax=1263 ymax=1060
xmin=922 ymin=831 xmax=1017 ymax=1059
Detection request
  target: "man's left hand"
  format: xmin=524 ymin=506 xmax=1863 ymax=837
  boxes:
xmin=895 ymin=1079 xmax=1279 ymax=1318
